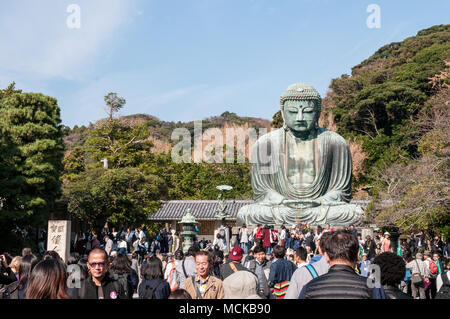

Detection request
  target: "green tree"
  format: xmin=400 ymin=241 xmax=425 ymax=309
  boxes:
xmin=104 ymin=92 xmax=126 ymax=120
xmin=64 ymin=167 xmax=167 ymax=230
xmin=0 ymin=91 xmax=64 ymax=244
xmin=85 ymin=119 xmax=153 ymax=168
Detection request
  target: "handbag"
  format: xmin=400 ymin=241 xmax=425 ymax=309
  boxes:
xmin=411 ymin=259 xmax=424 ymax=287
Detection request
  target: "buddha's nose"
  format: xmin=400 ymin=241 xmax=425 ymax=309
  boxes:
xmin=296 ymin=111 xmax=304 ymax=121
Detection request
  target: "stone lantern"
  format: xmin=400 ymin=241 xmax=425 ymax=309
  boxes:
xmin=179 ymin=208 xmax=198 ymax=253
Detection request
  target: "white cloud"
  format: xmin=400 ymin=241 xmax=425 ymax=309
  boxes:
xmin=0 ymin=0 xmax=136 ymax=80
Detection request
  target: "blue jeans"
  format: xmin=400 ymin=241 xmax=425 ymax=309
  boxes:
xmin=241 ymin=242 xmax=248 ymax=254
xmin=266 ymin=246 xmax=272 ymax=254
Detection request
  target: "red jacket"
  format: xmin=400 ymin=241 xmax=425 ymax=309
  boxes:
xmin=262 ymin=228 xmax=271 ymax=247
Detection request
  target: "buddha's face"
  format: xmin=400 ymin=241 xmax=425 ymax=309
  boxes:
xmin=283 ymin=99 xmax=319 ymax=134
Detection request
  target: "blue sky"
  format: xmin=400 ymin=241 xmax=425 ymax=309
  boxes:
xmin=0 ymin=0 xmax=448 ymax=127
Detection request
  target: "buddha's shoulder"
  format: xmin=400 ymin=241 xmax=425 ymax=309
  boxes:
xmin=317 ymin=128 xmax=348 ymax=145
xmin=254 ymin=128 xmax=284 ymax=145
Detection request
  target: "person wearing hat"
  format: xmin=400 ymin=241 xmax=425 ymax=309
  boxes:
xmin=220 ymin=246 xmax=252 ymax=281
xmin=223 ymin=270 xmax=263 ymax=299
xmin=406 ymin=252 xmax=431 ymax=299
xmin=381 ymin=232 xmax=392 ymax=253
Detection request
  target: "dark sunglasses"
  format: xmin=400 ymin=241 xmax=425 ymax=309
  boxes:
xmin=89 ymin=262 xmax=106 ymax=268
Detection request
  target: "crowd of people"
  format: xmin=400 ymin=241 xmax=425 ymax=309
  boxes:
xmin=1 ymin=223 xmax=449 ymax=299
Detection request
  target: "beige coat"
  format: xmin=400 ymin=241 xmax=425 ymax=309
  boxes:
xmin=184 ymin=275 xmax=224 ymax=299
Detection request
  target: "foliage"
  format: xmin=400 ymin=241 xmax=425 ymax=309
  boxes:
xmin=0 ymin=90 xmax=64 ymax=230
xmin=63 ymin=167 xmax=167 ymax=230
xmin=104 ymin=92 xmax=126 ymax=120
xmin=84 ymin=119 xmax=153 ymax=168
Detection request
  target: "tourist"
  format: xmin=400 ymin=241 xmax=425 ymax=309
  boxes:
xmin=104 ymin=236 xmax=113 ymax=256
xmin=433 ymin=253 xmax=444 ymax=276
xmin=280 ymin=226 xmax=287 ymax=248
xmin=21 ymin=248 xmax=32 ymax=257
xmin=406 ymin=252 xmax=431 ymax=299
xmin=223 ymin=270 xmax=262 ymax=299
xmin=299 ymin=230 xmax=384 ymax=299
xmin=424 ymin=251 xmax=438 ymax=299
xmin=357 ymin=253 xmax=371 ymax=277
xmin=71 ymin=248 xmax=125 ymax=299
xmin=294 ymin=247 xmax=308 ymax=269
xmin=220 ymin=246 xmax=249 ymax=280
xmin=372 ymin=252 xmax=412 ymax=299
xmin=246 ymin=245 xmax=272 ymax=298
xmin=285 ymin=231 xmax=332 ymax=299
xmin=252 ymin=224 xmax=263 ymax=250
xmin=176 ymin=246 xmax=198 ymax=289
xmin=184 ymin=251 xmax=224 ymax=299
xmin=26 ymin=258 xmax=70 ymax=299
xmin=243 ymin=249 xmax=254 ymax=268
xmin=381 ymin=232 xmax=392 ymax=253
xmin=239 ymin=224 xmax=249 ymax=254
xmin=139 ymin=256 xmax=171 ymax=299
xmin=350 ymin=225 xmax=358 ymax=238
xmin=262 ymin=225 xmax=272 ymax=255
xmin=9 ymin=256 xmax=21 ymax=281
xmin=1 ymin=254 xmax=39 ymax=299
xmin=171 ymin=232 xmax=181 ymax=253
xmin=165 ymin=249 xmax=183 ymax=291
xmin=267 ymin=245 xmax=297 ymax=299
xmin=109 ymin=253 xmax=138 ymax=299
xmin=117 ymin=235 xmax=128 ymax=255
xmin=213 ymin=233 xmax=226 ymax=251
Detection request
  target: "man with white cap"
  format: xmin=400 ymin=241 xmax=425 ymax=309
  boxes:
xmin=223 ymin=270 xmax=262 ymax=299
xmin=406 ymin=252 xmax=431 ymax=299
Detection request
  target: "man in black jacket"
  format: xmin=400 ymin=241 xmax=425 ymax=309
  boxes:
xmin=299 ymin=230 xmax=385 ymax=299
xmin=71 ymin=248 xmax=125 ymax=299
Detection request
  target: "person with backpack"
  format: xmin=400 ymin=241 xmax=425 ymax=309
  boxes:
xmin=165 ymin=249 xmax=183 ymax=292
xmin=406 ymin=252 xmax=431 ymax=299
xmin=176 ymin=246 xmax=198 ymax=289
xmin=184 ymin=251 xmax=224 ymax=299
xmin=109 ymin=254 xmax=138 ymax=299
xmin=139 ymin=256 xmax=170 ymax=299
xmin=71 ymin=248 xmax=126 ymax=299
xmin=424 ymin=251 xmax=438 ymax=299
xmin=267 ymin=245 xmax=297 ymax=299
xmin=285 ymin=231 xmax=332 ymax=299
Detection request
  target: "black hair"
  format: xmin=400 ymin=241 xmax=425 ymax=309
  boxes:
xmin=186 ymin=246 xmax=199 ymax=257
xmin=372 ymin=252 xmax=406 ymax=286
xmin=169 ymin=289 xmax=192 ymax=299
xmin=174 ymin=249 xmax=184 ymax=261
xmin=18 ymin=254 xmax=40 ymax=290
xmin=325 ymin=230 xmax=359 ymax=263
xmin=319 ymin=231 xmax=333 ymax=253
xmin=110 ymin=254 xmax=132 ymax=275
xmin=295 ymin=247 xmax=307 ymax=262
xmin=42 ymin=250 xmax=62 ymax=261
xmin=142 ymin=256 xmax=164 ymax=280
xmin=253 ymin=245 xmax=265 ymax=254
xmin=273 ymin=245 xmax=285 ymax=259
xmin=67 ymin=252 xmax=80 ymax=265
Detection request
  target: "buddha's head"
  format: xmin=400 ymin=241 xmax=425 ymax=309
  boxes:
xmin=280 ymin=83 xmax=321 ymax=137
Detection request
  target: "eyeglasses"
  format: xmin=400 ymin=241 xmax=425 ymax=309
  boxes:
xmin=89 ymin=262 xmax=106 ymax=268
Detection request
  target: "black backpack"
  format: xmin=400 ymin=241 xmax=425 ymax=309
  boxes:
xmin=113 ymin=274 xmax=130 ymax=299
xmin=140 ymin=279 xmax=163 ymax=299
xmin=436 ymin=272 xmax=450 ymax=299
